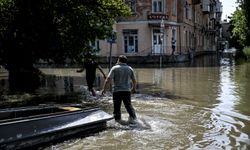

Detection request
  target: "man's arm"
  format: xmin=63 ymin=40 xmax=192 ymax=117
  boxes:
xmin=101 ymin=77 xmax=111 ymax=95
xmin=131 ymin=78 xmax=137 ymax=93
xmin=76 ymin=67 xmax=84 ymax=72
xmin=97 ymin=65 xmax=106 ymax=79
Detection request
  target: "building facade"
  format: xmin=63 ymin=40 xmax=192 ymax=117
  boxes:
xmin=217 ymin=20 xmax=230 ymax=50
xmin=96 ymin=0 xmax=222 ymax=61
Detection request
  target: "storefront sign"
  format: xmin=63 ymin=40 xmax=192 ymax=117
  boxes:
xmin=148 ymin=14 xmax=169 ymax=20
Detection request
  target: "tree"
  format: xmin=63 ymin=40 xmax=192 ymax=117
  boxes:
xmin=242 ymin=0 xmax=250 ymax=46
xmin=0 ymin=0 xmax=130 ymax=91
xmin=230 ymin=7 xmax=247 ymax=48
xmin=233 ymin=0 xmax=250 ymax=46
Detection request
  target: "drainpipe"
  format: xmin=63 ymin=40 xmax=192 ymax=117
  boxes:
xmin=160 ymin=19 xmax=165 ymax=68
xmin=179 ymin=25 xmax=182 ymax=54
xmin=193 ymin=4 xmax=196 ymax=52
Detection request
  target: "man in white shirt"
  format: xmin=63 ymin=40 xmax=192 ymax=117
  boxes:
xmin=101 ymin=55 xmax=137 ymax=123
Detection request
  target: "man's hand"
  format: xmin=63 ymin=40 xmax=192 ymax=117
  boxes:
xmin=101 ymin=89 xmax=106 ymax=96
xmin=131 ymin=87 xmax=136 ymax=93
xmin=101 ymin=78 xmax=110 ymax=96
xmin=131 ymin=79 xmax=136 ymax=93
xmin=76 ymin=69 xmax=83 ymax=73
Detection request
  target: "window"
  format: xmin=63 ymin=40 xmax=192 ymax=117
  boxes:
xmin=90 ymin=40 xmax=100 ymax=50
xmin=194 ymin=11 xmax=197 ymax=23
xmin=125 ymin=0 xmax=136 ymax=14
xmin=189 ymin=5 xmax=192 ymax=20
xmin=152 ymin=0 xmax=164 ymax=13
xmin=185 ymin=1 xmax=192 ymax=20
xmin=185 ymin=31 xmax=188 ymax=47
xmin=123 ymin=30 xmax=138 ymax=53
xmin=172 ymin=29 xmax=176 ymax=40
xmin=185 ymin=1 xmax=189 ymax=19
xmin=172 ymin=0 xmax=177 ymax=16
xmin=189 ymin=31 xmax=192 ymax=47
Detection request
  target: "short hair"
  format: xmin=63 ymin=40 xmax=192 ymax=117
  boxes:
xmin=118 ymin=55 xmax=127 ymax=63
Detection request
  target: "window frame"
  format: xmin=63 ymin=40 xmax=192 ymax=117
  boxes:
xmin=172 ymin=0 xmax=177 ymax=16
xmin=152 ymin=0 xmax=164 ymax=13
xmin=123 ymin=29 xmax=138 ymax=53
xmin=125 ymin=0 xmax=136 ymax=14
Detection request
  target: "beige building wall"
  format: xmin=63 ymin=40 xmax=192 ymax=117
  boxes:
xmin=97 ymin=0 xmax=222 ymax=58
xmin=116 ymin=22 xmax=152 ymax=56
xmin=98 ymin=40 xmax=111 ymax=57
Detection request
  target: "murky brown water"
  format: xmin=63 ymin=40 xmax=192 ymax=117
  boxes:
xmin=1 ymin=56 xmax=250 ymax=149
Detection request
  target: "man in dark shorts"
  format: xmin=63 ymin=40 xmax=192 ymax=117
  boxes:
xmin=77 ymin=53 xmax=106 ymax=96
xmin=101 ymin=55 xmax=137 ymax=124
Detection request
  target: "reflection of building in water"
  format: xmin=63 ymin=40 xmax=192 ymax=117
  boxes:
xmin=36 ymin=68 xmax=107 ymax=95
xmin=0 ymin=79 xmax=8 ymax=94
xmin=94 ymin=76 xmax=101 ymax=89
xmin=153 ymin=69 xmax=163 ymax=85
xmin=0 ymin=68 xmax=9 ymax=94
xmin=64 ymin=76 xmax=74 ymax=93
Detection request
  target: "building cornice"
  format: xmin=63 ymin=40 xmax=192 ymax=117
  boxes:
xmin=117 ymin=20 xmax=181 ymax=26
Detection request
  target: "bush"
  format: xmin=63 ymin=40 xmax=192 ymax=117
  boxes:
xmin=235 ymin=49 xmax=247 ymax=65
xmin=243 ymin=47 xmax=250 ymax=59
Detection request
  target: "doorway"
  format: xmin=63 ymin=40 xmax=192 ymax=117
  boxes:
xmin=152 ymin=29 xmax=162 ymax=54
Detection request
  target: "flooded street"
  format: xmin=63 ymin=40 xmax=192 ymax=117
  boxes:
xmin=1 ymin=56 xmax=250 ymax=149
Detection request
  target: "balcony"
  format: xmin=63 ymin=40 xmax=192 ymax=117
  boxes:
xmin=202 ymin=0 xmax=210 ymax=14
xmin=205 ymin=25 xmax=217 ymax=33
xmin=216 ymin=1 xmax=222 ymax=13
xmin=209 ymin=13 xmax=216 ymax=20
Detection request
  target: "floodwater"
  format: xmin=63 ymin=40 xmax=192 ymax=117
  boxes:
xmin=1 ymin=55 xmax=250 ymax=149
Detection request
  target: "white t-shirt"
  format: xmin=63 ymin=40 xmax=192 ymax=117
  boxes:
xmin=107 ymin=63 xmax=135 ymax=92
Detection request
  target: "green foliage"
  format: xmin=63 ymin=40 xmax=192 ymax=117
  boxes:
xmin=0 ymin=0 xmax=130 ymax=68
xmin=243 ymin=46 xmax=250 ymax=58
xmin=244 ymin=0 xmax=250 ymax=46
xmin=230 ymin=7 xmax=248 ymax=48
xmin=229 ymin=0 xmax=250 ymax=49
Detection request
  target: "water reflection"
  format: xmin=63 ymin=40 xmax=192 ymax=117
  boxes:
xmin=184 ymin=65 xmax=250 ymax=149
xmin=0 ymin=68 xmax=8 ymax=95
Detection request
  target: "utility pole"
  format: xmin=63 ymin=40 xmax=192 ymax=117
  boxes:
xmin=107 ymin=31 xmax=116 ymax=92
xmin=160 ymin=18 xmax=165 ymax=68
xmin=107 ymin=31 xmax=116 ymax=71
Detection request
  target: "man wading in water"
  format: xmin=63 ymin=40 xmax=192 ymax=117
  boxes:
xmin=77 ymin=53 xmax=106 ymax=96
xmin=101 ymin=55 xmax=137 ymax=124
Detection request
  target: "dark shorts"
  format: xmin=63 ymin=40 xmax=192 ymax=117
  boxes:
xmin=86 ymin=76 xmax=95 ymax=90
